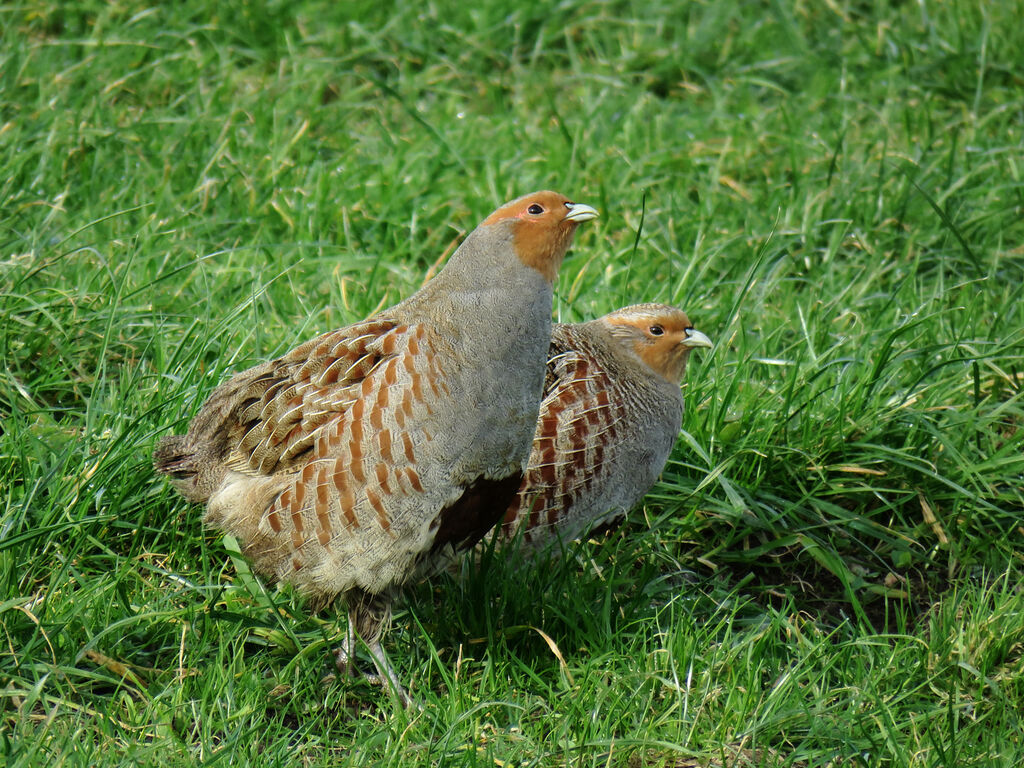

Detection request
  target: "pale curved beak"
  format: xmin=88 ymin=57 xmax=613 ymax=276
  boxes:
xmin=563 ymin=202 xmax=599 ymax=222
xmin=682 ymin=328 xmax=713 ymax=350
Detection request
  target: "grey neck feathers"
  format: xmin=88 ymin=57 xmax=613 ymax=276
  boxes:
xmin=389 ymin=223 xmax=553 ymax=359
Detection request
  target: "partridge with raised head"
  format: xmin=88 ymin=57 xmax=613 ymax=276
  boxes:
xmin=154 ymin=191 xmax=598 ymax=705
xmin=497 ymin=303 xmax=712 ymax=553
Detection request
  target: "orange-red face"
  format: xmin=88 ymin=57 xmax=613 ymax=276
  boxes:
xmin=601 ymin=304 xmax=713 ymax=383
xmin=483 ymin=191 xmax=598 ymax=281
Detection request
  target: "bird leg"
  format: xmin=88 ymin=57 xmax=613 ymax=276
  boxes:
xmin=334 ymin=589 xmax=414 ymax=708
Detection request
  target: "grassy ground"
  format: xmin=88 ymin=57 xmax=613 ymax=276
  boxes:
xmin=2 ymin=0 xmax=1023 ymax=765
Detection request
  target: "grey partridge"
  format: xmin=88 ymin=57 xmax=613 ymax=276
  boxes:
xmin=153 ymin=191 xmax=598 ymax=705
xmin=496 ymin=303 xmax=712 ymax=553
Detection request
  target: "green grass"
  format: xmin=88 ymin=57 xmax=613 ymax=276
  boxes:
xmin=2 ymin=0 xmax=1023 ymax=764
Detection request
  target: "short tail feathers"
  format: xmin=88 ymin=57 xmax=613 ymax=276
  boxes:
xmin=153 ymin=434 xmax=192 ymax=475
xmin=153 ymin=434 xmax=204 ymax=502
xmin=153 ymin=361 xmax=281 ymax=504
xmin=153 ymin=433 xmax=232 ymax=504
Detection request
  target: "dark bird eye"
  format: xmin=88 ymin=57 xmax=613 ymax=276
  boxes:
xmin=527 ymin=204 xmax=544 ymax=215
xmin=649 ymin=325 xmax=664 ymax=336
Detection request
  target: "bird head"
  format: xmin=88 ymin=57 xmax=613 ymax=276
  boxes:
xmin=482 ymin=191 xmax=599 ymax=282
xmin=600 ymin=303 xmax=713 ymax=384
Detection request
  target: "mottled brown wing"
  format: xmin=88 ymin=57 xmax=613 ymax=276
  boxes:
xmin=226 ymin=318 xmax=406 ymax=475
xmin=502 ymin=342 xmax=619 ymax=539
xmin=215 ymin=318 xmax=456 ymax=589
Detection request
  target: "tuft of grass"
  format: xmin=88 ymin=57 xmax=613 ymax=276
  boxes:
xmin=2 ymin=0 xmax=1023 ymax=765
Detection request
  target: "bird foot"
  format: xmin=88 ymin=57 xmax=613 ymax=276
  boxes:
xmin=333 ymin=639 xmax=418 ymax=710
